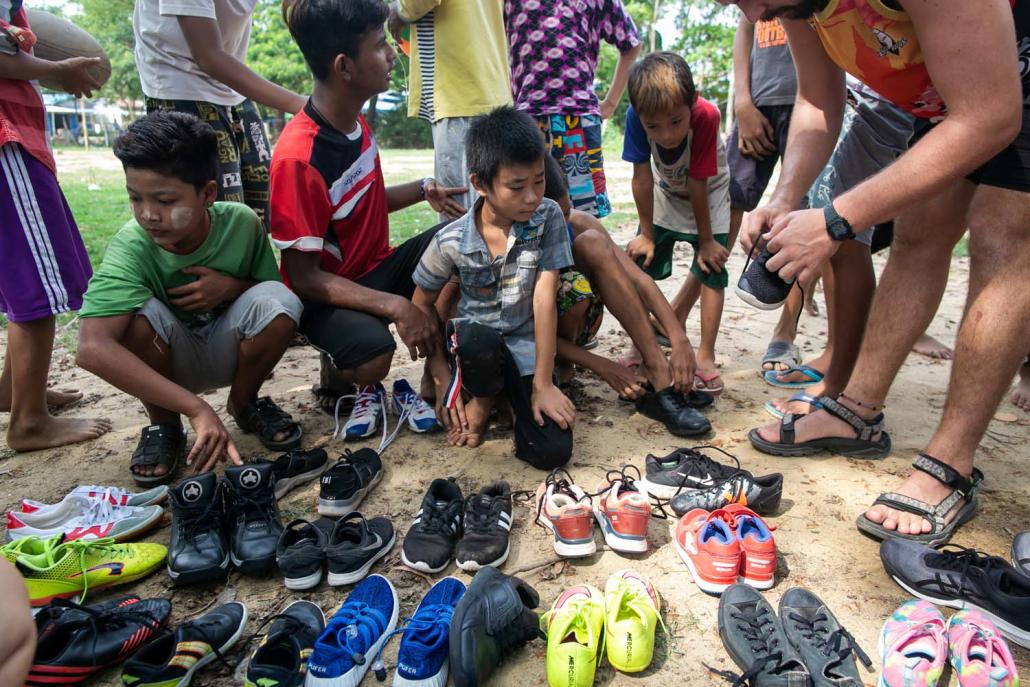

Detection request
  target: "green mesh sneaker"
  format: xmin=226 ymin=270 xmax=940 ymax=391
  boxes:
xmin=541 ymin=584 xmax=605 ymax=687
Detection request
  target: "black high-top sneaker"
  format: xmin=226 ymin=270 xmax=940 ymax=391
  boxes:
xmin=224 ymin=462 xmax=284 ymax=574
xmin=167 ymin=472 xmax=230 ymax=585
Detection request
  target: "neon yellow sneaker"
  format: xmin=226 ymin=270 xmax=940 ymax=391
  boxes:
xmin=540 ymin=584 xmax=605 ymax=687
xmin=15 ymin=537 xmax=167 ymax=607
xmin=0 ymin=533 xmax=62 ymax=565
xmin=604 ymin=569 xmax=663 ymax=673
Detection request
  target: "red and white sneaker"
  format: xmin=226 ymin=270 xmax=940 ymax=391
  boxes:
xmin=20 ymin=484 xmax=169 ymax=514
xmin=536 ymin=469 xmax=596 ymax=557
xmin=722 ymin=504 xmax=776 ymax=589
xmin=674 ymin=508 xmax=741 ymax=594
xmin=592 ymin=466 xmax=651 ymax=554
xmin=5 ymin=495 xmax=164 ymax=543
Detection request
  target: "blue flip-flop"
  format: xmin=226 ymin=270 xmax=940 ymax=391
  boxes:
xmin=763 ymin=365 xmax=824 ymax=389
xmin=763 ymin=392 xmax=825 ymax=419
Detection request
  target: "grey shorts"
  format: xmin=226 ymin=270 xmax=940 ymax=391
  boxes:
xmin=807 ymin=87 xmax=916 ymax=245
xmin=432 ymin=116 xmax=479 ymax=220
xmin=137 ymin=281 xmax=302 ymax=393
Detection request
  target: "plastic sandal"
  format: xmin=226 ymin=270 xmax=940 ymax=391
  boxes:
xmin=763 ymin=392 xmax=824 ymax=420
xmin=748 ymin=395 xmax=892 ymax=459
xmin=763 ymin=365 xmax=824 ymax=389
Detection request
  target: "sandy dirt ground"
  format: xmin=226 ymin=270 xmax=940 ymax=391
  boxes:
xmin=2 ymin=234 xmax=1028 ymax=686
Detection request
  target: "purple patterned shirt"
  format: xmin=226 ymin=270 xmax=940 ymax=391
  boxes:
xmin=504 ymin=0 xmax=640 ymax=117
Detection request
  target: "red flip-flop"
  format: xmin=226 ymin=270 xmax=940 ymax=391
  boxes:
xmin=693 ymin=370 xmax=724 ymax=396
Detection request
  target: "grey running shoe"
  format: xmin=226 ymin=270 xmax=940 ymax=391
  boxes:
xmin=1013 ymin=531 xmax=1030 ymax=577
xmin=778 ymin=588 xmax=872 ymax=687
xmin=714 ymin=584 xmax=810 ymax=686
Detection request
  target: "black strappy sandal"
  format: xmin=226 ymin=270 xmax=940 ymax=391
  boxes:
xmin=233 ymin=397 xmax=303 ymax=451
xmin=131 ymin=423 xmax=186 ymax=487
xmin=747 ymin=395 xmax=892 ymax=459
xmin=856 ymin=453 xmax=984 ymax=547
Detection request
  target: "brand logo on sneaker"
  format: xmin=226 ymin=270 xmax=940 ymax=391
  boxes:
xmin=182 ymin=481 xmax=203 ymax=502
xmin=240 ymin=468 xmax=261 ymax=489
xmin=72 ymin=561 xmax=125 ymax=577
xmin=568 ymin=656 xmax=576 ymax=682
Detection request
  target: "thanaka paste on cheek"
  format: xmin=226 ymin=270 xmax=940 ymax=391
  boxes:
xmin=169 ymin=206 xmax=193 ymax=229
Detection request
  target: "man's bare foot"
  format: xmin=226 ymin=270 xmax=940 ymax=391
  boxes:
xmin=7 ymin=414 xmax=112 ymax=452
xmin=1012 ymin=363 xmax=1030 ymax=411
xmin=863 ymin=468 xmax=964 ymax=535
xmin=803 ymin=289 xmax=820 ymax=317
xmin=447 ymin=396 xmax=492 ymax=448
xmin=755 ymin=396 xmax=880 ymax=445
xmin=0 ymin=387 xmax=83 ymax=413
xmin=912 ymin=333 xmax=953 ymax=360
xmin=768 ymin=350 xmax=830 ymax=385
xmin=769 ymin=382 xmax=827 ymax=416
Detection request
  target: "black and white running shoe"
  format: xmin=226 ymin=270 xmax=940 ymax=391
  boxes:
xmin=276 ymin=519 xmax=328 ymax=591
xmin=880 ymin=540 xmax=1030 ymax=648
xmin=401 ymin=478 xmax=464 ymax=574
xmin=317 ymin=448 xmax=383 ymax=517
xmin=455 ymin=481 xmax=513 ymax=572
xmin=637 ymin=447 xmax=745 ymax=499
xmin=326 ymin=512 xmax=395 ymax=586
xmin=260 ymin=448 xmax=329 ymax=500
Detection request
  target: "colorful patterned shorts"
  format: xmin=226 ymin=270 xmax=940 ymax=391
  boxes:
xmin=557 ymin=269 xmax=603 ymax=346
xmin=538 ymin=114 xmax=611 ymax=218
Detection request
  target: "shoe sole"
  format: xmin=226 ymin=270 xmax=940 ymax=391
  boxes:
xmin=284 ymin=569 xmax=323 ymax=591
xmin=455 ymin=541 xmax=509 ymax=572
xmin=164 ymin=604 xmax=249 ymax=687
xmin=168 ymin=553 xmax=230 ymax=586
xmin=889 ymin=574 xmax=1030 ymax=649
xmin=274 ymin=464 xmax=329 ymax=500
xmin=536 ymin=515 xmax=596 ymax=558
xmin=734 ymin=286 xmax=787 ymax=311
xmin=307 ymin=582 xmax=399 ymax=687
xmin=392 ymin=658 xmax=448 ymax=687
xmin=7 ymin=507 xmax=167 ymax=545
xmin=318 ymin=469 xmax=384 ymax=518
xmin=748 ymin=427 xmax=892 ymax=459
xmin=673 ymin=537 xmax=733 ymax=595
xmin=400 ymin=548 xmax=451 ymax=574
xmin=592 ymin=507 xmax=647 ymax=554
xmin=29 ymin=565 xmax=162 ymax=607
xmin=327 ymin=534 xmax=396 ymax=586
xmin=739 ymin=574 xmax=774 ymax=590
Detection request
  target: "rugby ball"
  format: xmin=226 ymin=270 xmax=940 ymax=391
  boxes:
xmin=25 ymin=9 xmax=111 ymax=92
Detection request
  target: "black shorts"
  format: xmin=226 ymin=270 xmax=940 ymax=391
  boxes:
xmin=300 ymin=222 xmax=447 ymax=370
xmin=727 ymin=104 xmax=798 ymax=211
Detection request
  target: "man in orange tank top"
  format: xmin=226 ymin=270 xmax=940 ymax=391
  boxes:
xmin=719 ymin=0 xmax=1029 ymax=546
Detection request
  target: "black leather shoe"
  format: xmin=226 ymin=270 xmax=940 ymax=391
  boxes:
xmin=224 ymin=462 xmax=284 ymax=574
xmin=450 ymin=567 xmax=541 ymax=687
xmin=167 ymin=472 xmax=229 ymax=585
xmin=636 ymin=387 xmax=712 ymax=437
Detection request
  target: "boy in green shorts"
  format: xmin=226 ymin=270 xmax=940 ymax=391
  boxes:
xmin=624 ymin=52 xmax=733 ymax=394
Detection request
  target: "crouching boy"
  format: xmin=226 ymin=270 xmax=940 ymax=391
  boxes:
xmin=77 ymin=112 xmax=303 ymax=485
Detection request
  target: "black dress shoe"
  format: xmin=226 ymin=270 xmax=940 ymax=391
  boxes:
xmin=224 ymin=462 xmax=284 ymax=574
xmin=636 ymin=387 xmax=712 ymax=437
xmin=168 ymin=472 xmax=229 ymax=585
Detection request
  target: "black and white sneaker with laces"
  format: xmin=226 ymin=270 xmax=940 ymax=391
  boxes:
xmin=455 ymin=481 xmax=513 ymax=572
xmin=401 ymin=478 xmax=464 ymax=574
xmin=638 ymin=447 xmax=745 ymax=499
xmin=224 ymin=462 xmax=284 ymax=574
xmin=276 ymin=519 xmax=328 ymax=590
xmin=779 ymin=587 xmax=872 ymax=686
xmin=260 ymin=447 xmax=329 ymax=499
xmin=317 ymin=448 xmax=383 ymax=517
xmin=326 ymin=512 xmax=395 ymax=586
xmin=246 ymin=600 xmax=326 ymax=687
xmin=167 ymin=472 xmax=229 ymax=585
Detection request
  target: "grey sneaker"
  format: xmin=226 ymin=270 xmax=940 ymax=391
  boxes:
xmin=714 ymin=584 xmax=810 ymax=687
xmin=778 ymin=588 xmax=872 ymax=687
xmin=1013 ymin=531 xmax=1030 ymax=577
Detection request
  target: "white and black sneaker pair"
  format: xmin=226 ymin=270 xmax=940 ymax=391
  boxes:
xmin=275 ymin=513 xmax=395 ymax=590
xmin=317 ymin=448 xmax=383 ymax=517
xmin=401 ymin=479 xmax=513 ymax=574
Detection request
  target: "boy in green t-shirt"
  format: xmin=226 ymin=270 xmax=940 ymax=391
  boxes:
xmin=77 ymin=112 xmax=303 ymax=485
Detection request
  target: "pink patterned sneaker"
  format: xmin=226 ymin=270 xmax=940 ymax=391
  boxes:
xmin=947 ymin=609 xmax=1020 ymax=687
xmin=878 ymin=599 xmax=947 ymax=687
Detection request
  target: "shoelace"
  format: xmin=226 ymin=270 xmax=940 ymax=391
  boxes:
xmin=80 ymin=497 xmax=122 ymax=526
xmin=607 ymin=578 xmax=667 ymax=636
xmin=48 ymin=597 xmax=165 ymax=667
xmin=740 ymin=234 xmax=806 ymax=333
xmin=539 ymin=598 xmax=604 ymax=666
xmin=331 ymin=388 xmax=413 ymax=453
xmin=418 ymin=498 xmax=461 ymax=537
xmin=785 ymin=611 xmax=872 ymax=671
xmin=223 ymin=482 xmax=278 ymax=530
xmin=328 ymin=602 xmax=390 ymax=668
xmin=370 ymin=603 xmax=456 ymax=681
xmin=464 ymin=495 xmax=504 ymax=535
xmin=924 ymin=546 xmax=1001 ymax=597
xmin=77 ymin=485 xmax=131 ymax=507
xmin=587 ymin=464 xmax=647 ymax=505
xmin=176 ymin=492 xmax=222 ymax=545
xmin=706 ymin=606 xmax=790 ymax=687
xmin=234 ymin=611 xmax=319 ymax=671
xmin=532 ymin=468 xmax=592 ymax=532
xmin=56 ymin=537 xmax=123 ymax=603
xmin=649 ymin=446 xmax=748 ymax=519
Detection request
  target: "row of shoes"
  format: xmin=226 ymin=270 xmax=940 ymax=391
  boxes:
xmin=675 ymin=504 xmax=777 ymax=594
xmin=401 ymin=478 xmax=514 ymax=573
xmin=1 ymin=533 xmax=166 ymax=607
xmin=276 ymin=513 xmax=395 ymax=589
xmin=541 ymin=569 xmax=663 ymax=686
xmin=879 ymin=600 xmax=1019 ymax=687
xmin=305 ymin=566 xmax=540 ymax=687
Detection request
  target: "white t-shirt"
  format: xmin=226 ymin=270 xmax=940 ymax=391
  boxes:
xmin=133 ymin=0 xmax=257 ymax=106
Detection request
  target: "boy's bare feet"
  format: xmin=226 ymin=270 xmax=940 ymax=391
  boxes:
xmin=767 ymin=349 xmax=831 ymax=384
xmin=912 ymin=333 xmax=953 ymax=360
xmin=0 ymin=387 xmax=83 ymax=413
xmin=7 ymin=414 xmax=112 ymax=452
xmin=1012 ymin=362 xmax=1030 ymax=410
xmin=694 ymin=352 xmax=723 ymax=393
xmin=447 ymin=396 xmax=492 ymax=448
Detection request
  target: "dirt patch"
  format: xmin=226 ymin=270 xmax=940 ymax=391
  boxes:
xmin=1 ymin=245 xmax=1027 ymax=686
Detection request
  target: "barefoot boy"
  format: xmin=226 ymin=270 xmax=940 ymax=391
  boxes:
xmin=77 ymin=112 xmax=302 ymax=484
xmin=624 ymin=52 xmax=733 ymax=395
xmin=415 ymin=106 xmax=575 ymax=469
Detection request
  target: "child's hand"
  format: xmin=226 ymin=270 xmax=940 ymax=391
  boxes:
xmin=627 ymin=234 xmax=656 ymax=268
xmin=598 ymin=359 xmax=646 ymax=399
xmin=168 ymin=266 xmax=242 ymax=312
xmin=669 ymin=342 xmax=697 ymax=394
xmin=185 ymin=403 xmax=242 ymax=474
xmin=735 ymin=102 xmax=776 ymax=159
xmin=532 ymin=383 xmax=576 ymax=430
xmin=53 ymin=56 xmax=103 ymax=98
xmin=697 ymin=239 xmax=729 ymax=275
xmin=423 ymin=178 xmax=468 ymax=220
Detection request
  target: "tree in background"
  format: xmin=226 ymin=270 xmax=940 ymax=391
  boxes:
xmin=670 ymin=1 xmax=735 ymax=121
xmin=76 ymin=0 xmax=144 ymax=112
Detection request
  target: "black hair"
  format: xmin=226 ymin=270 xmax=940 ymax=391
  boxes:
xmin=542 ymin=153 xmax=568 ymax=204
xmin=112 ymin=111 xmax=217 ymax=190
xmin=466 ymin=106 xmax=546 ymax=190
xmin=282 ymin=0 xmax=389 ymax=81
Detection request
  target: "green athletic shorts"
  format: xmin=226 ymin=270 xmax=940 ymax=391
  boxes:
xmin=636 ymin=224 xmax=729 ymax=289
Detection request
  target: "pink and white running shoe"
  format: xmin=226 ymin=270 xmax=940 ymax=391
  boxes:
xmin=878 ymin=599 xmax=947 ymax=687
xmin=20 ymin=485 xmax=168 ymax=513
xmin=5 ymin=495 xmax=164 ymax=543
xmin=947 ymin=608 xmax=1020 ymax=687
